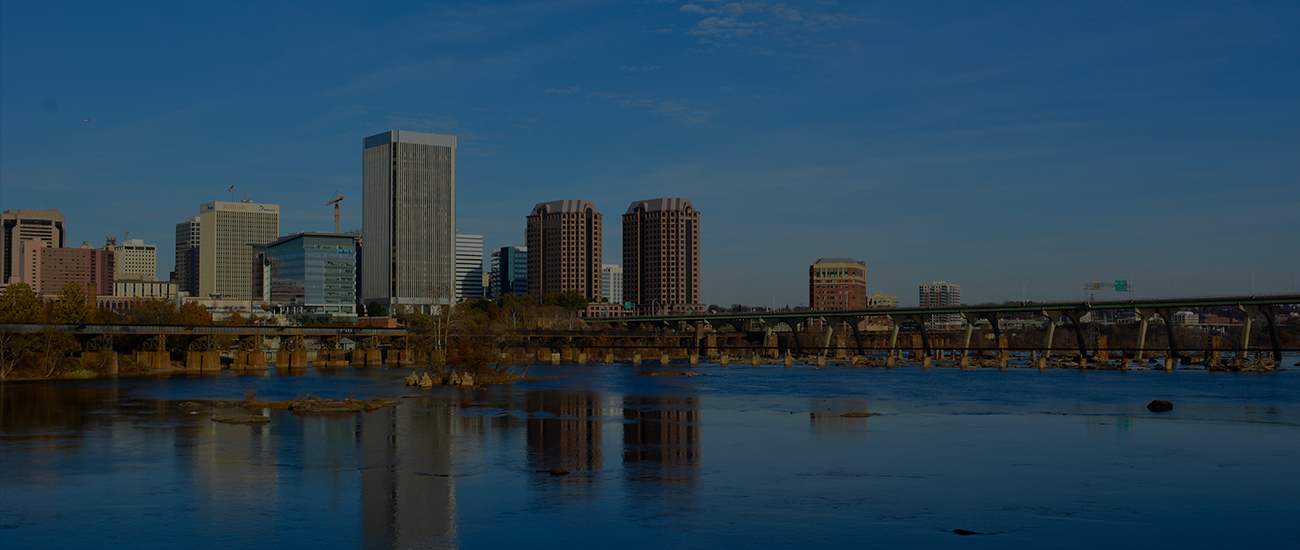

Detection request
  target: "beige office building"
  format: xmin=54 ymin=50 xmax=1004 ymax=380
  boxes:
xmin=622 ymin=198 xmax=701 ymax=315
xmin=526 ymin=200 xmax=602 ymax=300
xmin=198 ymin=200 xmax=280 ymax=301
xmin=113 ymin=239 xmax=156 ymax=281
xmin=2 ymin=208 xmax=66 ymax=284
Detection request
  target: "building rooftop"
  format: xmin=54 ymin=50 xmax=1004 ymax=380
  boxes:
xmin=531 ymin=199 xmax=599 ymax=215
xmin=624 ymin=198 xmax=695 ymax=215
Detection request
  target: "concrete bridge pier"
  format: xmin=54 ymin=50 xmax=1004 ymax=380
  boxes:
xmin=720 ymin=353 xmax=729 ymax=366
xmin=605 ymin=352 xmax=614 ymax=364
xmin=1155 ymin=308 xmax=1183 ymax=361
xmin=1238 ymin=304 xmax=1283 ymax=362
xmin=632 ymin=353 xmax=642 ymax=365
xmin=1132 ymin=308 xmax=1152 ymax=362
xmin=186 ymin=350 xmax=221 ymax=373
xmin=886 ymin=316 xmax=902 ymax=366
xmin=235 ymin=350 xmax=266 ymax=369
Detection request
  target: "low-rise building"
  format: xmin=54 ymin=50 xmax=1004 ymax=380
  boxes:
xmin=254 ymin=232 xmax=357 ymax=317
xmin=18 ymin=240 xmax=114 ymax=297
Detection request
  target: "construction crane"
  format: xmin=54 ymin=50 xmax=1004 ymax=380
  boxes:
xmin=327 ymin=191 xmax=344 ymax=233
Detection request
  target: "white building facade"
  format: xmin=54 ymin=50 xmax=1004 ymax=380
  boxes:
xmin=601 ymin=264 xmax=623 ymax=305
xmin=114 ymin=239 xmax=156 ymax=281
xmin=918 ymin=281 xmax=962 ymax=329
xmin=455 ymin=233 xmax=483 ymax=301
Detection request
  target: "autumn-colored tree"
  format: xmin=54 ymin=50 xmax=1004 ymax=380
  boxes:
xmin=0 ymin=282 xmax=43 ymax=323
xmin=0 ymin=283 xmax=44 ymax=378
xmin=53 ymin=283 xmax=91 ymax=323
xmin=123 ymin=298 xmax=181 ymax=325
xmin=224 ymin=311 xmax=246 ymax=326
xmin=179 ymin=302 xmax=212 ymax=325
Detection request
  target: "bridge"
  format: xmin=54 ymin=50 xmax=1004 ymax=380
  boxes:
xmin=2 ymin=294 xmax=1296 ymax=374
xmin=599 ymin=294 xmax=1300 ymax=364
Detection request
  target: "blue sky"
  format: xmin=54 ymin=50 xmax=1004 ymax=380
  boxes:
xmin=2 ymin=1 xmax=1297 ymax=307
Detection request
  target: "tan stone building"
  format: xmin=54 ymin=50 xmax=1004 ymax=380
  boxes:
xmin=2 ymin=208 xmax=65 ymax=284
xmin=622 ymin=198 xmax=701 ymax=315
xmin=526 ymin=200 xmax=603 ymax=300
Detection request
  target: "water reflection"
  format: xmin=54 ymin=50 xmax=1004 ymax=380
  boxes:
xmin=526 ymin=392 xmax=604 ymax=499
xmin=3 ymin=366 xmax=1298 ymax=550
xmin=622 ymin=396 xmax=701 ymax=526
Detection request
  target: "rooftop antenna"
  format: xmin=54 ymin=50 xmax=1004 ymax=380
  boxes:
xmin=327 ymin=191 xmax=345 ymax=233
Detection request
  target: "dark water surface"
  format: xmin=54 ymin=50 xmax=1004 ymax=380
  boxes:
xmin=2 ymin=362 xmax=1298 ymax=549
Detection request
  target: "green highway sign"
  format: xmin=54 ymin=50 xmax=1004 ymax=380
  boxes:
xmin=1115 ymin=280 xmax=1128 ymax=291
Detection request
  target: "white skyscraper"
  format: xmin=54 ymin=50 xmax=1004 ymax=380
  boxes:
xmin=362 ymin=130 xmax=456 ymax=312
xmin=455 ymin=233 xmax=483 ymax=301
xmin=919 ymin=281 xmax=962 ymax=329
xmin=602 ymin=264 xmax=623 ymax=305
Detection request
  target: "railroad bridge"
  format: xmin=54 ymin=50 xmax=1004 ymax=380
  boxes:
xmin=2 ymin=294 xmax=1296 ymax=373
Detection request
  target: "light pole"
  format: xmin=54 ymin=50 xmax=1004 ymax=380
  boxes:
xmin=1022 ymin=281 xmax=1028 ymax=304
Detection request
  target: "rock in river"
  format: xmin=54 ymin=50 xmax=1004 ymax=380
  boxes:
xmin=1147 ymin=399 xmax=1174 ymax=412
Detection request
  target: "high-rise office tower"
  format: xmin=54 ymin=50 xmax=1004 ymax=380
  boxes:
xmin=622 ymin=198 xmax=701 ymax=315
xmin=489 ymin=246 xmax=527 ymax=298
xmin=809 ymin=258 xmax=867 ymax=311
xmin=197 ymin=200 xmax=280 ymax=301
xmin=919 ymin=281 xmax=962 ymax=329
xmin=455 ymin=233 xmax=483 ymax=301
xmin=114 ymin=239 xmax=157 ymax=281
xmin=362 ymin=130 xmax=456 ymax=312
xmin=602 ymin=264 xmax=623 ymax=305
xmin=526 ymin=200 xmax=602 ymax=300
xmin=2 ymin=208 xmax=65 ymax=284
xmin=174 ymin=216 xmax=200 ymax=295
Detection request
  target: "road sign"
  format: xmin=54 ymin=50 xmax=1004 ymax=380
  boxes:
xmin=1084 ymin=282 xmax=1104 ymax=290
xmin=1115 ymin=280 xmax=1128 ymax=291
xmin=624 ymin=301 xmax=633 ymax=310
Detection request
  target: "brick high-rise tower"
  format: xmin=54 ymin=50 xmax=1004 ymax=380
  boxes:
xmin=622 ymin=198 xmax=701 ymax=315
xmin=526 ymin=200 xmax=602 ymax=300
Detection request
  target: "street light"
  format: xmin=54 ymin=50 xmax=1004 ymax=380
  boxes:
xmin=1022 ymin=281 xmax=1028 ymax=304
xmin=1251 ymin=271 xmax=1257 ymax=296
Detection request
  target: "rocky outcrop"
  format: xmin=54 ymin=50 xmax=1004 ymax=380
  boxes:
xmin=212 ymin=415 xmax=271 ymax=424
xmin=1146 ymin=400 xmax=1173 ymax=412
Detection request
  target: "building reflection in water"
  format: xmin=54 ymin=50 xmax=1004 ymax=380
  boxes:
xmin=358 ymin=393 xmax=488 ymax=550
xmin=622 ymin=396 xmax=701 ymax=521
xmin=526 ymin=391 xmax=604 ymax=498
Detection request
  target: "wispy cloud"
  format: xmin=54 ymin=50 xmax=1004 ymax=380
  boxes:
xmin=545 ymin=86 xmax=713 ymax=124
xmin=673 ymin=1 xmax=868 ymax=47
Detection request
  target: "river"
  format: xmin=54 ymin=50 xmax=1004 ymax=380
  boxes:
xmin=2 ymin=360 xmax=1298 ymax=549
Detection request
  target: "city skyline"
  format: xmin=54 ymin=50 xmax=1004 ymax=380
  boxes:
xmin=2 ymin=2 xmax=1297 ymax=307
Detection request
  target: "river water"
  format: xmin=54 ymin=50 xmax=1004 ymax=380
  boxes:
xmin=2 ymin=360 xmax=1298 ymax=549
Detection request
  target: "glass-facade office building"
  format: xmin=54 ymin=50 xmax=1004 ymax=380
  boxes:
xmin=489 ymin=246 xmax=527 ymax=297
xmin=255 ymin=232 xmax=357 ymax=316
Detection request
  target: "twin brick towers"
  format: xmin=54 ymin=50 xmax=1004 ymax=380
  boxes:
xmin=364 ymin=130 xmax=701 ymax=315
